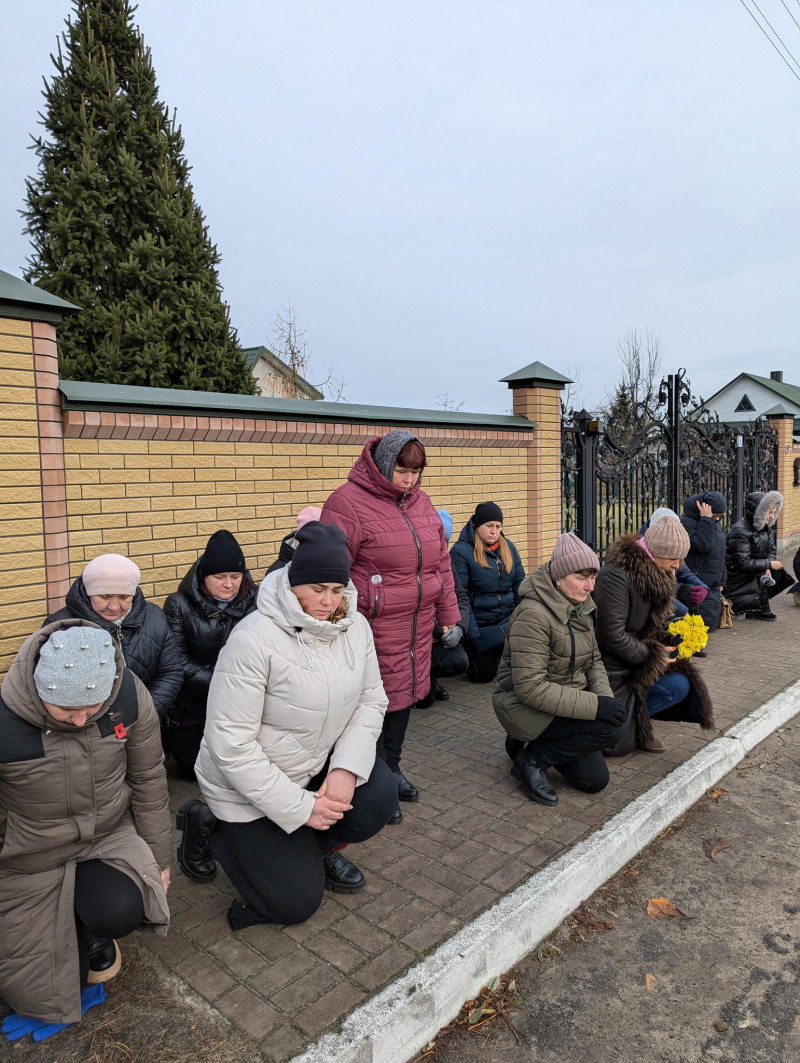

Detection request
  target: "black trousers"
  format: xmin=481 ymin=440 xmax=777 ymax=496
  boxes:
xmin=526 ymin=715 xmax=627 ymax=794
xmin=211 ymin=757 xmax=398 ymax=930
xmin=163 ymin=696 xmax=206 ymax=779
xmin=376 ymin=707 xmax=411 ymax=771
xmin=74 ymin=860 xmax=145 ymax=986
xmin=467 ymin=645 xmax=503 ymax=684
xmin=430 ymin=643 xmax=469 ymax=679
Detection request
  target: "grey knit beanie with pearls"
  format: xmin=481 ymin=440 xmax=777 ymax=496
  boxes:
xmin=34 ymin=625 xmax=116 ymax=707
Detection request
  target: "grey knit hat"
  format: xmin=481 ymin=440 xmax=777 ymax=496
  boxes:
xmin=372 ymin=430 xmax=420 ymax=481
xmin=550 ymin=533 xmax=600 ymax=581
xmin=643 ymin=516 xmax=690 ymax=560
xmin=648 ymin=507 xmax=680 ymax=525
xmin=34 ymin=626 xmax=116 ymax=707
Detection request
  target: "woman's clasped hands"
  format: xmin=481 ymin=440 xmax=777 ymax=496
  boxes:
xmin=306 ymin=768 xmax=356 ymax=830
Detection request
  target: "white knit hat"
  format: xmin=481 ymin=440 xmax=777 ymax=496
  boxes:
xmin=82 ymin=554 xmax=141 ymax=596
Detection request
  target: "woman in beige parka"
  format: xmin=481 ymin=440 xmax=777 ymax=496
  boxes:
xmin=0 ymin=620 xmax=170 ymax=1035
xmin=178 ymin=522 xmax=397 ymax=930
xmin=493 ymin=533 xmax=627 ymax=806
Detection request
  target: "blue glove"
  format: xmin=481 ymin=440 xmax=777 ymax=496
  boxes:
xmin=3 ymin=984 xmax=105 ymax=1042
xmin=440 ymin=625 xmax=463 ymax=649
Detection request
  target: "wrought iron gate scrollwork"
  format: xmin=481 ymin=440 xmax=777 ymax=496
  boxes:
xmin=561 ymin=369 xmax=778 ymax=558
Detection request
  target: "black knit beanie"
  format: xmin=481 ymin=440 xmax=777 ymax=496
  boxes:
xmin=199 ymin=530 xmax=246 ymax=577
xmin=701 ymin=490 xmax=727 ymax=515
xmin=288 ymin=522 xmax=351 ymax=586
xmin=472 ymin=501 xmax=504 ymax=528
xmin=372 ymin=430 xmax=419 ymax=481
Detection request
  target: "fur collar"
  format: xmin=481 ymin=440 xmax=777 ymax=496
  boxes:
xmin=603 ymin=532 xmax=677 ymax=619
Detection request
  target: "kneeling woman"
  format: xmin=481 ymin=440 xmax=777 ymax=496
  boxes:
xmin=179 ymin=522 xmax=397 ymax=929
xmin=0 ymin=622 xmax=170 ymax=1039
xmin=493 ymin=533 xmax=627 ymax=806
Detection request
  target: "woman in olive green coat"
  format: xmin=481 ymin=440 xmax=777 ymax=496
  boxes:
xmin=493 ymin=533 xmax=627 ymax=806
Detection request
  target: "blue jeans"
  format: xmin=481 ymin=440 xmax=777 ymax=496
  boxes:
xmin=646 ymin=672 xmax=690 ymax=717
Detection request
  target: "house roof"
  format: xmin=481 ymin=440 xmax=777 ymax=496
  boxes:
xmin=0 ymin=269 xmax=81 ymax=323
xmin=700 ymin=372 xmax=800 ymax=411
xmin=242 ymin=345 xmax=324 ymax=400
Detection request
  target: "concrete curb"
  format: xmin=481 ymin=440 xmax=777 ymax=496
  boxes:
xmin=292 ymin=679 xmax=800 ymax=1063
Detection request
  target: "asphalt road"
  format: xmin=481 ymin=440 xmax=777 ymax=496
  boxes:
xmin=423 ymin=721 xmax=800 ymax=1063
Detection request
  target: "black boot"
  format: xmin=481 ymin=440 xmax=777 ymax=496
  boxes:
xmin=744 ymin=609 xmax=777 ymax=620
xmin=322 ymin=850 xmax=366 ymax=893
xmin=504 ymin=735 xmax=525 ymax=761
xmin=176 ymin=798 xmax=217 ymax=881
xmin=86 ymin=936 xmax=121 ymax=984
xmin=387 ymin=806 xmax=403 ymax=825
xmin=393 ymin=769 xmax=419 ymax=802
xmin=511 ymin=745 xmax=558 ymax=805
xmin=433 ymin=681 xmax=449 ymax=701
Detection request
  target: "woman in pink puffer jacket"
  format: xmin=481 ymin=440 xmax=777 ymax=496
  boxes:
xmin=322 ymin=431 xmax=460 ymax=822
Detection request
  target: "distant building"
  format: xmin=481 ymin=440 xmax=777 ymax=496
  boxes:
xmin=243 ymin=346 xmax=324 ymax=400
xmin=697 ymin=369 xmax=800 ymax=441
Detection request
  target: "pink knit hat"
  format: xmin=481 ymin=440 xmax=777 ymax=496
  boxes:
xmin=296 ymin=506 xmax=322 ymax=531
xmin=550 ymin=533 xmax=600 ymax=581
xmin=82 ymin=553 xmax=141 ymax=595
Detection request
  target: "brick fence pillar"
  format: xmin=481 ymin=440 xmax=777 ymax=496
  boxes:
xmin=500 ymin=361 xmax=571 ymax=568
xmin=0 ymin=272 xmax=79 ymax=670
xmin=769 ymin=408 xmax=799 ymax=550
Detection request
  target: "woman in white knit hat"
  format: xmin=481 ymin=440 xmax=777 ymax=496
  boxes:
xmin=46 ymin=553 xmax=182 ymax=720
xmin=493 ymin=533 xmax=626 ymax=806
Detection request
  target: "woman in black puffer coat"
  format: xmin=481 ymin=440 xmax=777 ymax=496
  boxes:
xmin=680 ymin=490 xmax=728 ymax=632
xmin=725 ymin=490 xmax=793 ymax=618
xmin=163 ymin=530 xmax=257 ymax=778
xmin=46 ymin=552 xmax=181 ymax=719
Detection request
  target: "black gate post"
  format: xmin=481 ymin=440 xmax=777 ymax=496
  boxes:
xmin=575 ymin=410 xmax=600 ymax=551
xmin=734 ymin=429 xmax=744 ymax=523
xmin=666 ymin=372 xmax=681 ymax=514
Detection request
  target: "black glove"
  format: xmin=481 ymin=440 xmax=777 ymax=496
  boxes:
xmin=596 ymin=696 xmax=627 ymax=727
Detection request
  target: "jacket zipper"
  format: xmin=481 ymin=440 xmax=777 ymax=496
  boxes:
xmin=397 ymin=495 xmax=422 ymax=703
xmin=567 ymin=620 xmax=576 ymax=681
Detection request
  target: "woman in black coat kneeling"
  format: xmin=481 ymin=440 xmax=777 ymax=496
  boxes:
xmin=46 ymin=553 xmax=181 ymax=720
xmin=679 ymin=490 xmax=728 ymax=633
xmin=725 ymin=491 xmax=793 ymax=620
xmin=163 ymin=530 xmax=257 ymax=780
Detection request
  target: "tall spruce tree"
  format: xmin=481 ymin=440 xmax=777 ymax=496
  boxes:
xmin=23 ymin=0 xmax=256 ymax=394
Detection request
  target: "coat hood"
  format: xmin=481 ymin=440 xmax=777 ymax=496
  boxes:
xmin=682 ymin=491 xmax=727 ymax=518
xmin=347 ymin=437 xmax=423 ymax=504
xmin=456 ymin=519 xmax=477 ymax=547
xmin=256 ymin=566 xmax=359 ymax=640
xmin=520 ymin=563 xmax=596 ymax=623
xmin=1 ymin=618 xmax=125 ymax=732
xmin=744 ymin=490 xmax=783 ymax=531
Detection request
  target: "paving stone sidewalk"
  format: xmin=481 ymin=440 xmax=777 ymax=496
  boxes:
xmin=142 ymin=578 xmax=800 ymax=1062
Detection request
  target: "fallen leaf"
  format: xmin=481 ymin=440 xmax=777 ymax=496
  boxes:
xmin=702 ymin=837 xmax=731 ymax=861
xmin=647 ymin=897 xmax=684 ymax=920
xmin=712 ymin=1019 xmax=729 ymax=1035
xmin=645 ymin=974 xmax=657 ymax=990
xmin=627 ymin=867 xmax=640 ymax=880
xmin=573 ymin=908 xmax=615 ymax=933
xmin=707 ymin=787 xmax=729 ymax=800
xmin=738 ymin=1019 xmax=750 ymax=1028
xmin=485 ymin=976 xmax=501 ymax=993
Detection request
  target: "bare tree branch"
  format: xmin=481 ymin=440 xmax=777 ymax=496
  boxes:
xmin=436 ymin=392 xmax=466 ymax=412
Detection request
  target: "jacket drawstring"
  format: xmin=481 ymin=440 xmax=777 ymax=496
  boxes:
xmin=293 ymin=628 xmax=316 ymax=668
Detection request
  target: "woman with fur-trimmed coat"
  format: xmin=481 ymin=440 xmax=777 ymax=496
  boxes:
xmin=593 ymin=519 xmax=714 ymax=757
xmin=725 ymin=490 xmax=792 ymax=618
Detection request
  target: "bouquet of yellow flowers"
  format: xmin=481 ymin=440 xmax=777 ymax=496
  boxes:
xmin=667 ymin=614 xmax=709 ymax=658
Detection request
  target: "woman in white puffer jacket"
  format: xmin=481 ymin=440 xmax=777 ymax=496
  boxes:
xmin=176 ymin=522 xmax=396 ymax=929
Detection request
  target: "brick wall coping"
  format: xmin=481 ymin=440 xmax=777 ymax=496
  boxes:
xmin=60 ymin=379 xmax=537 ymax=432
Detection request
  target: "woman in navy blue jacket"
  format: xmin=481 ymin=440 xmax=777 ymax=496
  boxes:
xmin=450 ymin=502 xmax=525 ymax=683
xmin=679 ymin=491 xmax=728 ymax=632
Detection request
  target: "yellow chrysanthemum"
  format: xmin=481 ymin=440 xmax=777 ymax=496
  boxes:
xmin=668 ymin=614 xmax=709 ymax=658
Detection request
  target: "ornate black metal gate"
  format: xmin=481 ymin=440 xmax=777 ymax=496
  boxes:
xmin=562 ymin=370 xmax=778 ymax=556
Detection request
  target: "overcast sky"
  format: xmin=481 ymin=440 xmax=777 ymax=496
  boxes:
xmin=2 ymin=1 xmax=799 ymax=414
